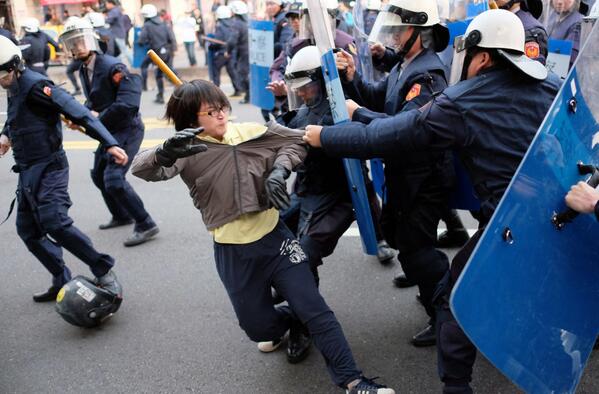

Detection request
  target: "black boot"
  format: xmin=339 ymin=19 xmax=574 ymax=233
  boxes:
xmin=287 ymin=318 xmax=312 ymax=364
xmin=411 ymin=324 xmax=436 ymax=347
xmin=32 ymin=285 xmax=61 ymax=302
xmin=392 ymin=272 xmax=416 ymax=288
xmin=438 ymin=209 xmax=470 ymax=248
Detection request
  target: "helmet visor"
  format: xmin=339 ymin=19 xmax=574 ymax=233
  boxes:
xmin=368 ymin=16 xmax=410 ymax=50
xmin=449 ymin=35 xmax=468 ymax=85
xmin=285 ymin=68 xmax=323 ymax=110
xmin=299 ymin=10 xmax=336 ymax=41
xmin=60 ymin=29 xmax=99 ymax=58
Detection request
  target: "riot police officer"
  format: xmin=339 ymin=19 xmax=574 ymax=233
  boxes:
xmin=138 ymin=4 xmax=177 ymax=104
xmin=274 ymin=48 xmax=356 ymax=364
xmin=19 ymin=17 xmax=59 ymax=76
xmin=228 ymin=1 xmax=250 ymax=104
xmin=304 ymin=9 xmax=560 ymax=393
xmin=363 ymin=0 xmax=381 ymax=35
xmin=0 ymin=23 xmax=18 ymax=44
xmin=335 ymin=0 xmax=454 ymax=347
xmin=266 ymin=0 xmax=295 ymax=59
xmin=59 ymin=18 xmax=159 ymax=247
xmin=66 ymin=13 xmax=118 ymax=96
xmin=497 ymin=0 xmax=548 ymax=64
xmin=0 ymin=35 xmax=125 ymax=302
xmin=209 ymin=5 xmax=242 ymax=94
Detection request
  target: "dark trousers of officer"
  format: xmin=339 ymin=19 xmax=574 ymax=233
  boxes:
xmin=140 ymin=53 xmax=173 ymax=96
xmin=435 ymin=230 xmax=483 ymax=393
xmin=366 ymin=179 xmax=385 ymax=242
xmin=210 ymin=53 xmax=241 ymax=92
xmin=234 ymin=53 xmax=249 ymax=99
xmin=281 ymin=192 xmax=354 ymax=286
xmin=384 ymin=193 xmax=449 ymax=322
xmin=90 ymin=127 xmax=155 ymax=232
xmin=214 ymin=220 xmax=362 ymax=388
xmin=66 ymin=59 xmax=83 ymax=91
xmin=16 ymin=165 xmax=114 ymax=287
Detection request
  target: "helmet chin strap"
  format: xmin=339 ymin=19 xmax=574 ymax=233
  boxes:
xmin=394 ymin=27 xmax=420 ymax=65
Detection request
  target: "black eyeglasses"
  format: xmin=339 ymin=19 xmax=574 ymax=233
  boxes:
xmin=198 ymin=105 xmax=231 ymax=118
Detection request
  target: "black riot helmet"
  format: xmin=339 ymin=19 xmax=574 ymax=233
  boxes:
xmin=55 ymin=276 xmax=123 ymax=328
xmin=500 ymin=0 xmax=543 ymax=19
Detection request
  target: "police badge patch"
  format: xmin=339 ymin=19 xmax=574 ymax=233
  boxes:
xmin=525 ymin=41 xmax=540 ymax=59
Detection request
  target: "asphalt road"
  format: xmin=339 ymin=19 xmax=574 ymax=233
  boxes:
xmin=0 ymin=85 xmax=597 ymax=394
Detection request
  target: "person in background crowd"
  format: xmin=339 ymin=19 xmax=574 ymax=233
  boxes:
xmin=546 ymin=0 xmax=583 ymax=67
xmin=178 ymin=12 xmax=198 ymax=67
xmin=104 ymin=0 xmax=133 ymax=64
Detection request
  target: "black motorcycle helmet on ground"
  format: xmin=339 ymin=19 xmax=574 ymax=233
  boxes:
xmin=55 ymin=276 xmax=123 ymax=328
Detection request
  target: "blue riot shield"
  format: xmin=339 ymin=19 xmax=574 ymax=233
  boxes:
xmin=132 ymin=27 xmax=149 ymax=68
xmin=547 ymin=39 xmax=573 ymax=80
xmin=451 ymin=22 xmax=599 ymax=394
xmin=249 ymin=19 xmax=275 ymax=110
xmin=307 ymin=0 xmax=378 ymax=255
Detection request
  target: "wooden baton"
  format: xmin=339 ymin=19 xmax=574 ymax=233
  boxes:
xmin=147 ymin=49 xmax=183 ymax=86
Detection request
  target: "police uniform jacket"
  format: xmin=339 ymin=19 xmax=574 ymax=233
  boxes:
xmin=320 ymin=68 xmax=560 ymax=224
xmin=138 ymin=17 xmax=177 ymax=57
xmin=273 ymin=10 xmax=294 ymax=59
xmin=20 ymin=32 xmax=59 ymax=74
xmin=79 ymin=54 xmax=143 ymax=134
xmin=280 ymin=98 xmax=349 ymax=197
xmin=344 ymin=48 xmax=454 ymax=210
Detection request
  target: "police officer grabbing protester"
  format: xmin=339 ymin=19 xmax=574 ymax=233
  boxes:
xmin=0 ymin=35 xmax=125 ymax=304
xmin=335 ymin=0 xmax=454 ymax=347
xmin=59 ymin=18 xmax=159 ymax=247
xmin=304 ymin=9 xmax=560 ymax=393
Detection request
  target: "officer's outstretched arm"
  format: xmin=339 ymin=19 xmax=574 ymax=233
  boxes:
xmin=49 ymin=85 xmax=119 ymax=148
xmin=319 ymin=95 xmax=465 ymax=159
xmin=99 ymin=66 xmax=142 ymax=130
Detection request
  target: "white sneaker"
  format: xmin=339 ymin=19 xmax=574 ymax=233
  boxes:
xmin=257 ymin=335 xmax=286 ymax=353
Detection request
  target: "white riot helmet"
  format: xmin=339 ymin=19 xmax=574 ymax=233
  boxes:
xmin=299 ymin=0 xmax=339 ymax=40
xmin=141 ymin=4 xmax=158 ymax=19
xmin=21 ymin=17 xmax=40 ymax=33
xmin=368 ymin=0 xmax=449 ymax=55
xmin=86 ymin=12 xmax=106 ymax=28
xmin=366 ymin=0 xmax=382 ymax=11
xmin=449 ymin=9 xmax=548 ymax=85
xmin=284 ymin=45 xmax=325 ymax=110
xmin=59 ymin=17 xmax=100 ymax=58
xmin=229 ymin=1 xmax=249 ymax=15
xmin=0 ymin=35 xmax=23 ymax=80
xmin=215 ymin=5 xmax=233 ymax=19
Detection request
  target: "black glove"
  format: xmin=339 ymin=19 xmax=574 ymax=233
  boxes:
xmin=265 ymin=165 xmax=291 ymax=210
xmin=156 ymin=127 xmax=207 ymax=167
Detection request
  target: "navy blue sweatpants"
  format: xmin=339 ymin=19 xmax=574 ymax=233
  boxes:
xmin=214 ymin=220 xmax=361 ymax=388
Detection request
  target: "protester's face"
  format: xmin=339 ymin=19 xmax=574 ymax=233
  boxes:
xmin=266 ymin=1 xmax=281 ymax=17
xmin=197 ymin=103 xmax=230 ymax=140
xmin=553 ymin=0 xmax=575 ymax=13
xmin=0 ymin=71 xmax=14 ymax=89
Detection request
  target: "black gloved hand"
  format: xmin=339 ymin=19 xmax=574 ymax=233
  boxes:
xmin=265 ymin=165 xmax=291 ymax=210
xmin=156 ymin=127 xmax=207 ymax=167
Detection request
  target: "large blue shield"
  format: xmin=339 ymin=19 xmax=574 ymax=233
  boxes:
xmin=249 ymin=19 xmax=276 ymax=110
xmin=450 ymin=22 xmax=599 ymax=393
xmin=306 ymin=0 xmax=378 ymax=255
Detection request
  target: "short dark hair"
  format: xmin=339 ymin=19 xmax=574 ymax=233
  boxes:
xmin=165 ymin=80 xmax=231 ymax=131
